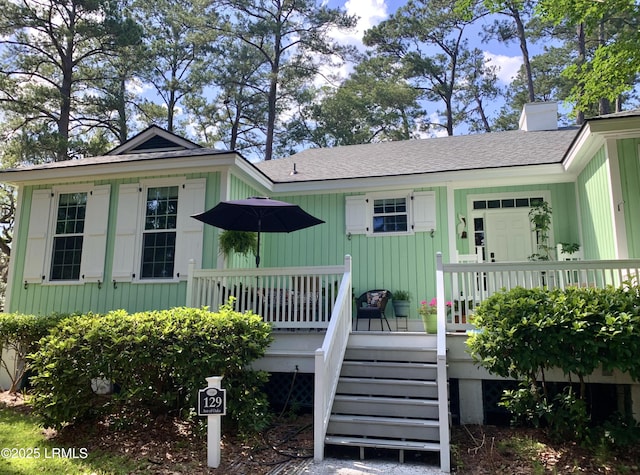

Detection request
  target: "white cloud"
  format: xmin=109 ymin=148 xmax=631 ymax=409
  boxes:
xmin=344 ymin=0 xmax=388 ymax=37
xmin=484 ymin=51 xmax=522 ymax=85
xmin=328 ymin=0 xmax=388 ymax=50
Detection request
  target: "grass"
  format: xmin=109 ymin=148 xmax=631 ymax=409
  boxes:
xmin=0 ymin=406 xmax=143 ymax=475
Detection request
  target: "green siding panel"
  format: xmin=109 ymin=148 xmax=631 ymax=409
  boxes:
xmin=10 ymin=172 xmax=215 ymax=315
xmin=453 ymin=183 xmax=580 ymax=256
xmin=618 ymin=138 xmax=640 ymax=258
xmin=578 ymin=147 xmax=616 ymax=259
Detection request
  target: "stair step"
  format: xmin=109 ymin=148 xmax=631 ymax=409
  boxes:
xmin=345 ymin=346 xmax=437 ymax=363
xmin=332 ymin=395 xmax=439 ymax=419
xmin=324 ymin=436 xmax=441 ymax=453
xmin=337 ymin=377 xmax=438 ymax=398
xmin=327 ymin=414 xmax=440 ymax=440
xmin=340 ymin=361 xmax=437 ymax=380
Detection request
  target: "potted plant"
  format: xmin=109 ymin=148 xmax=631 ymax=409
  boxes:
xmin=419 ymin=298 xmax=438 ymax=333
xmin=218 ymin=230 xmax=257 ymax=260
xmin=419 ymin=298 xmax=452 ymax=333
xmin=392 ymin=290 xmax=411 ymax=317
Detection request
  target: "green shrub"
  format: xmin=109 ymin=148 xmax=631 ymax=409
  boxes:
xmin=469 ymin=285 xmax=640 ymax=441
xmin=0 ymin=312 xmax=67 ymax=392
xmin=29 ymin=303 xmax=273 ymax=435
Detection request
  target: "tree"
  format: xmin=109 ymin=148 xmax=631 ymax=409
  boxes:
xmin=295 ymin=56 xmax=424 ymax=147
xmin=133 ymin=0 xmax=218 ymax=133
xmin=185 ymin=39 xmax=269 ymax=156
xmin=0 ymin=0 xmax=133 ymax=161
xmin=471 ymin=0 xmax=538 ymax=102
xmin=221 ymin=0 xmax=357 ymax=159
xmin=364 ymin=0 xmax=484 ymax=136
xmin=455 ymin=48 xmax=502 ymax=133
xmin=538 ymin=0 xmax=640 ymax=115
xmin=493 ymin=45 xmax=575 ymax=130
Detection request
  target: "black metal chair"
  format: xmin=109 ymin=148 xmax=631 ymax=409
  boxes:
xmin=355 ymin=290 xmax=392 ymax=331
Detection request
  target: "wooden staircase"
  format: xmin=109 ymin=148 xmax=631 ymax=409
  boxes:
xmin=324 ymin=332 xmax=445 ymax=464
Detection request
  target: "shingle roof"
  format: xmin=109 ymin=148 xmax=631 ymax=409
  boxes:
xmin=6 ymin=147 xmax=232 ymax=172
xmin=255 ymin=128 xmax=580 ymax=182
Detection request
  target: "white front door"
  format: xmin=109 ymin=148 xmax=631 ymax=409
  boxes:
xmin=485 ymin=210 xmax=534 ymax=262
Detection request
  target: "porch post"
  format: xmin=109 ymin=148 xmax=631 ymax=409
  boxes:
xmin=436 ymin=252 xmax=451 ymax=472
xmin=185 ymin=259 xmax=195 ymax=307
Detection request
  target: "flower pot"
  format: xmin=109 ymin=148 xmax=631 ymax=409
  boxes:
xmin=422 ymin=313 xmax=437 ymax=334
xmin=393 ymin=300 xmax=410 ymax=317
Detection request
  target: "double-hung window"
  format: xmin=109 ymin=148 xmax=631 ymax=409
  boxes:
xmin=141 ymin=186 xmax=179 ymax=279
xmin=345 ymin=191 xmax=436 ymax=236
xmin=372 ymin=197 xmax=408 ymax=233
xmin=112 ymin=178 xmax=205 ymax=282
xmin=23 ymin=185 xmax=111 ymax=284
xmin=50 ymin=192 xmax=87 ymax=280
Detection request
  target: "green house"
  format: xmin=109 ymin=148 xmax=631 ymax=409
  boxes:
xmin=2 ymin=102 xmax=640 ymax=471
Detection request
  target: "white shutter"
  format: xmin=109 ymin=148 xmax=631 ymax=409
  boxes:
xmin=345 ymin=195 xmax=368 ymax=235
xmin=80 ymin=185 xmax=111 ymax=282
xmin=23 ymin=190 xmax=53 ymax=283
xmin=412 ymin=191 xmax=436 ymax=232
xmin=174 ymin=178 xmax=205 ymax=279
xmin=112 ymin=183 xmax=141 ymax=281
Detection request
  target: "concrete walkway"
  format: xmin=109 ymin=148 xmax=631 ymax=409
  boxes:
xmin=294 ymin=458 xmax=446 ymax=474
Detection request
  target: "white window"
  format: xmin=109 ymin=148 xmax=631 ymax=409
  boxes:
xmin=23 ymin=185 xmax=111 ymax=284
xmin=112 ymin=178 xmax=205 ymax=282
xmin=345 ymin=191 xmax=436 ymax=236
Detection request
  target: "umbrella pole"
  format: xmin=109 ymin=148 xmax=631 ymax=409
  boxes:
xmin=256 ymin=219 xmax=261 ymax=268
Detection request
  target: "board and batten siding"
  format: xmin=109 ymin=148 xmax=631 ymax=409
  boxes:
xmin=577 ymin=146 xmax=617 ymax=260
xmin=218 ymin=174 xmax=264 ymax=269
xmin=263 ymin=188 xmax=448 ymax=319
xmin=617 ymin=138 xmax=640 ymax=258
xmin=10 ymin=172 xmax=219 ymax=315
xmin=453 ymin=182 xmax=580 ymax=257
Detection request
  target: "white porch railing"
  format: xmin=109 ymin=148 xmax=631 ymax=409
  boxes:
xmin=314 ymin=255 xmax=352 ymax=461
xmin=437 ymin=254 xmax=640 ymax=332
xmin=187 ymin=256 xmax=353 ymax=462
xmin=186 ymin=260 xmax=347 ymax=329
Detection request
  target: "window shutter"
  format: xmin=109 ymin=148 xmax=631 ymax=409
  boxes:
xmin=345 ymin=195 xmax=368 ymax=235
xmin=412 ymin=191 xmax=436 ymax=232
xmin=112 ymin=183 xmax=141 ymax=281
xmin=23 ymin=190 xmax=53 ymax=283
xmin=80 ymin=185 xmax=111 ymax=282
xmin=174 ymin=178 xmax=205 ymax=279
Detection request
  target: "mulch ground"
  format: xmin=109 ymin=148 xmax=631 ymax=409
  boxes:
xmin=3 ymin=391 xmax=640 ymax=474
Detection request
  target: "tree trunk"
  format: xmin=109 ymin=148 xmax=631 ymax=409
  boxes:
xmin=576 ymin=23 xmax=586 ymax=125
xmin=511 ymin=5 xmax=535 ymax=102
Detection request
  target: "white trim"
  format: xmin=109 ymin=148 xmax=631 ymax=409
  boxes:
xmin=108 ymin=126 xmax=200 ymax=155
xmin=367 ymin=191 xmax=413 ymax=237
xmin=115 ymin=177 xmax=205 ymax=283
xmin=4 ymin=187 xmax=23 ymax=310
xmin=79 ymin=184 xmax=111 ymax=283
xmin=45 ymin=185 xmax=95 ymax=284
xmin=466 ymin=190 xmax=553 ymax=261
xmin=23 ymin=190 xmax=52 ymax=284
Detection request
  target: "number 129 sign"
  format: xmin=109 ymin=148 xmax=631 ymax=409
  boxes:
xmin=198 ymin=387 xmax=226 ymax=416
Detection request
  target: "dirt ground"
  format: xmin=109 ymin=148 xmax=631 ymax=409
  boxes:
xmin=2 ymin=391 xmax=640 ymax=474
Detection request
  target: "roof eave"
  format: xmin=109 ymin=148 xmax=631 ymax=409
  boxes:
xmin=268 ymin=163 xmax=568 ymax=195
xmin=0 ymin=152 xmax=273 ymax=189
xmin=563 ymin=115 xmax=640 ymax=174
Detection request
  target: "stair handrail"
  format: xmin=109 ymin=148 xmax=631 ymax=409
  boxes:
xmin=436 ymin=252 xmax=451 ymax=472
xmin=314 ymin=255 xmax=352 ymax=461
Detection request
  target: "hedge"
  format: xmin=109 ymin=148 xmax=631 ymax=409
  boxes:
xmin=28 ymin=303 xmax=274 ymax=434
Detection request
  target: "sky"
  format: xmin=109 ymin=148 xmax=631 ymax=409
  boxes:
xmin=329 ymin=0 xmax=524 ymax=86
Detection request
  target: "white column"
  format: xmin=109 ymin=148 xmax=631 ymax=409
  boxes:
xmin=206 ymin=376 xmax=224 ymax=468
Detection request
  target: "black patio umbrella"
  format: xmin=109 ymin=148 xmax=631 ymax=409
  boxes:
xmin=192 ymin=196 xmax=325 ymax=267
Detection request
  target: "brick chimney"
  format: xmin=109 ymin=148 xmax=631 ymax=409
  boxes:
xmin=519 ymin=102 xmax=558 ymax=131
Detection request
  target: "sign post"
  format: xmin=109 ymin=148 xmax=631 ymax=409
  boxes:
xmin=199 ymin=376 xmax=225 ymax=468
